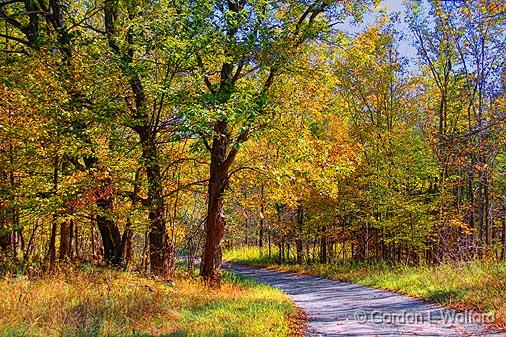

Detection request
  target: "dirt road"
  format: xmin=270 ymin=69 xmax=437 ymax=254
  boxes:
xmin=225 ymin=263 xmax=504 ymax=337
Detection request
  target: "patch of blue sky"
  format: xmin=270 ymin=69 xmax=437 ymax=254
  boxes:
xmin=335 ymin=0 xmax=421 ymax=71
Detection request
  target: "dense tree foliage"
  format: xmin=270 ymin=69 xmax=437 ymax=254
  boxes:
xmin=0 ymin=0 xmax=504 ymax=283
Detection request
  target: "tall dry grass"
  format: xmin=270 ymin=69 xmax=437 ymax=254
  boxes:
xmin=0 ymin=264 xmax=296 ymax=337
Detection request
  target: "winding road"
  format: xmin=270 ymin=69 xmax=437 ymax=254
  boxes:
xmin=224 ymin=263 xmax=505 ymax=337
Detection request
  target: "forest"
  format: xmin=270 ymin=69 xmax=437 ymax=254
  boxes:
xmin=0 ymin=0 xmax=505 ymax=335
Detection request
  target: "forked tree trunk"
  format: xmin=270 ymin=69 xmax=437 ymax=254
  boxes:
xmin=95 ymin=175 xmax=124 ymax=266
xmin=96 ymin=210 xmax=122 ymax=265
xmin=95 ymin=198 xmax=133 ymax=268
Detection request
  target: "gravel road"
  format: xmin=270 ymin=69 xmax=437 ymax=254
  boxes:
xmin=224 ymin=263 xmax=505 ymax=337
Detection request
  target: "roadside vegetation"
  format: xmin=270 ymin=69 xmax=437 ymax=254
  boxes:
xmin=0 ymin=265 xmax=298 ymax=337
xmin=225 ymin=246 xmax=506 ymax=329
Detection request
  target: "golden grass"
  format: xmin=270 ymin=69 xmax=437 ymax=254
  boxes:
xmin=0 ymin=265 xmax=297 ymax=337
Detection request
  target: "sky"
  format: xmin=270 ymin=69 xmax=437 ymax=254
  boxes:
xmin=379 ymin=0 xmax=419 ymax=61
xmin=337 ymin=0 xmax=420 ymax=63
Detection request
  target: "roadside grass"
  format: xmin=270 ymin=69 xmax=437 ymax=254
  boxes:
xmin=0 ymin=264 xmax=298 ymax=337
xmin=224 ymin=246 xmax=506 ymax=329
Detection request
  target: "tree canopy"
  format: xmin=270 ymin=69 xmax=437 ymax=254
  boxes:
xmin=0 ymin=0 xmax=505 ymax=284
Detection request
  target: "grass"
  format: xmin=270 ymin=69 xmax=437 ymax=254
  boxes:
xmin=224 ymin=246 xmax=506 ymax=329
xmin=0 ymin=263 xmax=299 ymax=337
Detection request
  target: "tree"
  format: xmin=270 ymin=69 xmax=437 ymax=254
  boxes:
xmin=180 ymin=0 xmax=373 ymax=285
xmin=407 ymin=0 xmax=506 ymax=259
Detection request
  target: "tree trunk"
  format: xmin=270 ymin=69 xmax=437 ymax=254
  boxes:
xmin=484 ymin=177 xmax=491 ymax=248
xmin=74 ymin=221 xmax=79 ymax=259
xmin=278 ymin=242 xmax=283 ymax=262
xmin=259 ymin=184 xmax=265 ymax=248
xmin=94 ymin=173 xmax=136 ymax=268
xmin=46 ymin=159 xmax=58 ymax=271
xmin=121 ymin=225 xmax=133 ymax=268
xmin=258 ymin=217 xmax=264 ymax=248
xmin=143 ymin=140 xmax=174 ymax=277
xmin=0 ymin=184 xmax=10 ymax=254
xmin=0 ymin=232 xmax=10 ymax=254
xmin=295 ymin=240 xmax=303 ymax=264
xmin=244 ymin=216 xmax=249 ymax=245
xmin=0 ymin=162 xmax=10 ymax=254
xmin=296 ymin=205 xmax=303 ymax=264
xmin=96 ymin=211 xmax=122 ymax=265
xmin=103 ymin=0 xmax=173 ymax=276
xmin=48 ymin=216 xmax=57 ymax=271
xmin=200 ymin=124 xmax=230 ymax=285
xmin=91 ymin=224 xmax=96 ymax=258
xmin=478 ymin=183 xmax=484 ymax=257
xmin=502 ymin=212 xmax=506 ymax=261
xmin=24 ymin=220 xmax=39 ymax=261
xmin=320 ymin=236 xmax=327 ymax=263
xmin=68 ymin=220 xmax=74 ymax=258
xmin=268 ymin=230 xmax=271 ymax=258
xmin=59 ymin=222 xmax=71 ymax=260
xmin=95 ymin=175 xmax=123 ymax=266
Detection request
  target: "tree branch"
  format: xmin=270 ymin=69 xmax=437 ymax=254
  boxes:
xmin=0 ymin=32 xmax=30 ymax=46
xmin=197 ymin=54 xmax=216 ymax=93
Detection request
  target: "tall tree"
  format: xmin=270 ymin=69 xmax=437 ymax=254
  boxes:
xmin=183 ymin=0 xmax=372 ymax=284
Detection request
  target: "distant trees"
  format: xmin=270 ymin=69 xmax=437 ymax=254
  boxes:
xmin=223 ymin=3 xmax=505 ymax=266
xmin=407 ymin=0 xmax=506 ymax=260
